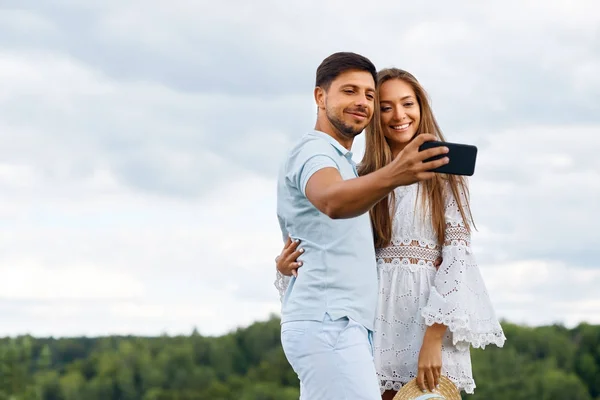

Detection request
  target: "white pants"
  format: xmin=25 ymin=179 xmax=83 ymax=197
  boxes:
xmin=281 ymin=313 xmax=381 ymax=400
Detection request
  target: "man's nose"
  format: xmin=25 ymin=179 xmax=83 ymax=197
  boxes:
xmin=354 ymin=94 xmax=370 ymax=108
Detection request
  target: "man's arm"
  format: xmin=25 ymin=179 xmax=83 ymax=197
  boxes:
xmin=305 ymin=134 xmax=449 ymax=219
xmin=305 ymin=166 xmax=395 ymax=219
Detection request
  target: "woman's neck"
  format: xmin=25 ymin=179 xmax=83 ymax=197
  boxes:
xmin=390 ymin=142 xmax=407 ymax=159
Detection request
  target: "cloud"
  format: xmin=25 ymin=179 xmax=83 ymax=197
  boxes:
xmin=0 ymin=47 xmax=316 ymax=198
xmin=0 ymin=172 xmax=286 ymax=336
xmin=0 ymin=262 xmax=144 ymax=300
xmin=0 ymin=0 xmax=598 ymax=337
xmin=469 ymin=125 xmax=600 ymax=268
xmin=482 ymin=260 xmax=600 ymax=326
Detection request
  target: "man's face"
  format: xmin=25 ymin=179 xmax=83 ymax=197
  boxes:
xmin=320 ymin=70 xmax=376 ymax=139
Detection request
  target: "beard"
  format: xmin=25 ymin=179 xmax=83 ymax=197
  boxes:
xmin=325 ymin=106 xmax=367 ymax=139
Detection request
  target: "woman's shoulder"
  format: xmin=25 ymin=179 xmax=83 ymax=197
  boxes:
xmin=392 ymin=183 xmax=419 ymax=208
xmin=391 ymin=184 xmax=427 ymax=223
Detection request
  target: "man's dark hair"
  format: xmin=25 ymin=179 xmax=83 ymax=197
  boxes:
xmin=315 ymin=52 xmax=377 ymax=91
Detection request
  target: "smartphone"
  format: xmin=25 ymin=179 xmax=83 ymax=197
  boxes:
xmin=418 ymin=141 xmax=478 ymax=176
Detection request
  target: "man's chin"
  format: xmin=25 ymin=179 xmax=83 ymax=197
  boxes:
xmin=340 ymin=128 xmax=364 ymax=139
xmin=345 ymin=122 xmax=369 ymax=136
xmin=328 ymin=115 xmax=367 ymax=138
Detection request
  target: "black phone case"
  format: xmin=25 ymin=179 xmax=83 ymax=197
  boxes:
xmin=418 ymin=141 xmax=478 ymax=176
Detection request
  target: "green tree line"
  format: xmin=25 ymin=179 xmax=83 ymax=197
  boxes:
xmin=0 ymin=316 xmax=598 ymax=400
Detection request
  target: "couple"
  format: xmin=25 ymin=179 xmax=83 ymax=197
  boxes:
xmin=274 ymin=52 xmax=505 ymax=400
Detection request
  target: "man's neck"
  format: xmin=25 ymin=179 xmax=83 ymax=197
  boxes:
xmin=314 ymin=119 xmax=353 ymax=151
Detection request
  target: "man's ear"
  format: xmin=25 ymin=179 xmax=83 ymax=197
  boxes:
xmin=314 ymin=86 xmax=326 ymax=110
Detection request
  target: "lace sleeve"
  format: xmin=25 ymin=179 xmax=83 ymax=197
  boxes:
xmin=421 ymin=183 xmax=506 ymax=350
xmin=274 ymin=270 xmax=291 ymax=303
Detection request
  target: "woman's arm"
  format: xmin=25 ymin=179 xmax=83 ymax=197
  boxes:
xmin=275 ymin=236 xmax=304 ymax=277
xmin=417 ymin=323 xmax=447 ymax=392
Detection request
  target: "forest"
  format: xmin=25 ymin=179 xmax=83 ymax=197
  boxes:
xmin=0 ymin=315 xmax=598 ymax=400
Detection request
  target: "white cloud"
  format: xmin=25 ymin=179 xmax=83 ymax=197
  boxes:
xmin=482 ymin=260 xmax=600 ymax=327
xmin=0 ymin=0 xmax=598 ymax=337
xmin=110 ymin=302 xmax=215 ymax=320
xmin=0 ymin=262 xmax=144 ymax=300
xmin=0 ymin=8 xmax=59 ymax=36
xmin=468 ymin=124 xmax=600 ymax=267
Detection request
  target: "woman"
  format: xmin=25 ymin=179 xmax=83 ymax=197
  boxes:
xmin=274 ymin=68 xmax=505 ymax=398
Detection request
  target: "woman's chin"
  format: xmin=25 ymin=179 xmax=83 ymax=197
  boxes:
xmin=385 ymin=130 xmax=414 ymax=148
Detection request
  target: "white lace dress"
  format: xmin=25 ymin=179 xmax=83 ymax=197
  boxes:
xmin=274 ymin=182 xmax=506 ymax=395
xmin=374 ymin=183 xmax=505 ymax=394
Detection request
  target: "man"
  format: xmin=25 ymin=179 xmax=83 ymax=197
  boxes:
xmin=276 ymin=52 xmax=449 ymax=399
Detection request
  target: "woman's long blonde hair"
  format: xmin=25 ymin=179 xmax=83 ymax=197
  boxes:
xmin=357 ymin=68 xmax=475 ymax=248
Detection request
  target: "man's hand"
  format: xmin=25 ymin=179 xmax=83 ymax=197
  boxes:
xmin=303 ymin=134 xmax=449 ymax=220
xmin=385 ymin=133 xmax=449 ymax=187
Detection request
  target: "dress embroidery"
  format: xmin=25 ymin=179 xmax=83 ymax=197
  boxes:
xmin=274 ymin=182 xmax=505 ymax=394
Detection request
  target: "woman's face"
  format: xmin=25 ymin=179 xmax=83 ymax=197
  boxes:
xmin=379 ymin=78 xmax=421 ymax=153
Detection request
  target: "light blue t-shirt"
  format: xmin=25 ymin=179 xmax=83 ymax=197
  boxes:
xmin=276 ymin=130 xmax=378 ymax=331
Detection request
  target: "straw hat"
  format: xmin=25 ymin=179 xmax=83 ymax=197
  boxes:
xmin=393 ymin=376 xmax=461 ymax=400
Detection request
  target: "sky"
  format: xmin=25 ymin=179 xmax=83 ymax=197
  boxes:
xmin=0 ymin=0 xmax=599 ymax=338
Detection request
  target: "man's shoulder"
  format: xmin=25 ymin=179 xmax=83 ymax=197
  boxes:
xmin=287 ymin=132 xmax=339 ymax=164
xmin=289 ymin=132 xmax=332 ymax=152
xmin=278 ymin=132 xmax=341 ymax=189
xmin=278 ymin=133 xmax=315 ymax=179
